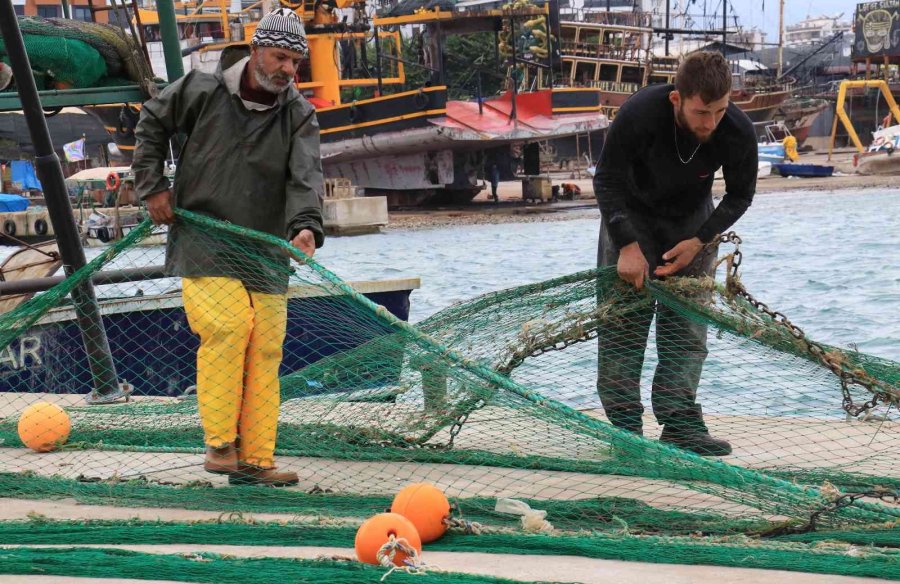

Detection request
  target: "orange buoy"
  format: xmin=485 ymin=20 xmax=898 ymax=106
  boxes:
xmin=17 ymin=401 xmax=71 ymax=452
xmin=390 ymin=482 xmax=451 ymax=543
xmin=354 ymin=512 xmax=422 ymax=566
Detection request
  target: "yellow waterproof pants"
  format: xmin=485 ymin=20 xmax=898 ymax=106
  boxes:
xmin=183 ymin=277 xmax=287 ymax=468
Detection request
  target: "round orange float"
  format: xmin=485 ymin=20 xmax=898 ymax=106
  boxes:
xmin=17 ymin=401 xmax=71 ymax=452
xmin=390 ymin=482 xmax=451 ymax=543
xmin=354 ymin=512 xmax=421 ymax=566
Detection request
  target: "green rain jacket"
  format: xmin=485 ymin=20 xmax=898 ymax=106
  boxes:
xmin=132 ymin=57 xmax=324 ymax=293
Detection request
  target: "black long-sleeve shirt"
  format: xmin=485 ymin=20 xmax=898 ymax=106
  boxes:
xmin=594 ymin=84 xmax=757 ymax=248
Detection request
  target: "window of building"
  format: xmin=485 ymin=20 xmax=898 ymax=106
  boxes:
xmin=574 ymin=61 xmax=597 ymax=85
xmin=14 ymin=5 xmax=25 ymax=15
xmin=599 ymin=64 xmax=618 ymax=82
xmin=72 ymin=6 xmax=92 ymax=21
xmin=36 ymin=5 xmax=61 ymax=17
xmin=621 ymin=66 xmax=642 ymax=84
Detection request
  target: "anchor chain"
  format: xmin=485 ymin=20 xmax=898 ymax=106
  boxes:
xmin=717 ymin=231 xmax=896 ymax=419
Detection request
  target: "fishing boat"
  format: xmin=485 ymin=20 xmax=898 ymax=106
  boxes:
xmin=555 ymin=13 xmax=791 ymax=122
xmin=772 ymin=162 xmax=834 ymax=177
xmin=60 ymin=1 xmax=607 ymax=207
xmin=0 ymin=266 xmax=421 ymax=398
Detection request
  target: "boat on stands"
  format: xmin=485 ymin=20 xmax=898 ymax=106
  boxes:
xmin=555 ymin=13 xmax=791 ymax=123
xmin=71 ymin=1 xmax=607 ymax=207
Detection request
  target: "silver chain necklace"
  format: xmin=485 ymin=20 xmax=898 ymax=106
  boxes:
xmin=674 ymin=121 xmax=702 ymax=164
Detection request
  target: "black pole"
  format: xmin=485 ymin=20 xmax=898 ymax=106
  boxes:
xmin=477 ymin=72 xmax=483 ymax=115
xmin=494 ymin=21 xmax=501 ymax=71
xmin=0 ymin=2 xmax=125 ymax=405
xmin=509 ymin=13 xmax=518 ymax=121
xmin=722 ymin=0 xmax=727 ymax=53
xmin=665 ymin=0 xmax=670 ymax=56
xmin=435 ymin=21 xmax=445 ymax=86
xmin=373 ymin=25 xmax=383 ymax=95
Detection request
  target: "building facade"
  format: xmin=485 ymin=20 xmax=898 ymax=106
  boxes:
xmin=12 ymin=0 xmax=111 ymax=24
xmin=785 ymin=14 xmax=851 ymax=48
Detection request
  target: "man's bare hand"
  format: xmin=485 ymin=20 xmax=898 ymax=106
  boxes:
xmin=655 ymin=237 xmax=703 ymax=277
xmin=617 ymin=241 xmax=649 ymax=290
xmin=144 ymin=189 xmax=175 ymax=225
xmin=291 ymin=229 xmax=316 ymax=258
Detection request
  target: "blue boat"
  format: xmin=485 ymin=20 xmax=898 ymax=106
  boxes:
xmin=772 ymin=163 xmax=835 ymax=178
xmin=0 ymin=278 xmax=419 ymax=398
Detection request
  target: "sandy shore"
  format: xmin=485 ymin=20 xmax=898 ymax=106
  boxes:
xmin=386 ymin=149 xmax=898 ymax=232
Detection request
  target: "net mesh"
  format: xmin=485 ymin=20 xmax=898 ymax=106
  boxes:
xmin=0 ymin=17 xmax=144 ymax=90
xmin=0 ymin=211 xmax=897 ymax=579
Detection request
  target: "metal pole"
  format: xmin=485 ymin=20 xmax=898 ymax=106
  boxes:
xmin=435 ymin=21 xmax=445 ymax=86
xmin=777 ymin=0 xmax=784 ymax=78
xmin=722 ymin=0 xmax=727 ymax=53
xmin=665 ymin=0 xmax=670 ymax=56
xmin=509 ymin=13 xmax=518 ymax=121
xmin=0 ymin=266 xmax=168 ymax=296
xmin=545 ymin=12 xmax=554 ymax=88
xmin=373 ymin=25 xmax=384 ymax=95
xmin=60 ymin=0 xmax=71 ymax=19
xmin=494 ymin=26 xmax=500 ymax=71
xmin=156 ymin=0 xmax=185 ymax=82
xmin=0 ymin=0 xmax=125 ymax=404
xmin=477 ymin=72 xmax=483 ymax=115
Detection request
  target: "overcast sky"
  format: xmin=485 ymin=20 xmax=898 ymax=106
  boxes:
xmin=661 ymin=0 xmax=858 ymax=40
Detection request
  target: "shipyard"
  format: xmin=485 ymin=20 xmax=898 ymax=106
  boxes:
xmin=0 ymin=0 xmax=898 ymax=582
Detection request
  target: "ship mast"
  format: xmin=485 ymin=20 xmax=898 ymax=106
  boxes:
xmin=777 ymin=0 xmax=784 ymax=78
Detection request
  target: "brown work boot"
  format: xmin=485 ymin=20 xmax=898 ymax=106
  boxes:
xmin=203 ymin=443 xmax=238 ymax=474
xmin=228 ymin=463 xmax=299 ymax=487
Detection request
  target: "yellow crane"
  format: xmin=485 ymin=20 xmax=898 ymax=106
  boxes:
xmin=828 ymin=79 xmax=900 ymax=160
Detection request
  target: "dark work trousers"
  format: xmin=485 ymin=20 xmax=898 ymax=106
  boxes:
xmin=596 ymin=198 xmax=717 ymax=433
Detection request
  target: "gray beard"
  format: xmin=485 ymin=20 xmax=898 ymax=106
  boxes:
xmin=253 ymin=64 xmax=291 ymax=94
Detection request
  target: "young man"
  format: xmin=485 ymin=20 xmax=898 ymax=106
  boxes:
xmin=593 ymin=51 xmax=757 ymax=456
xmin=133 ymin=8 xmax=324 ymax=485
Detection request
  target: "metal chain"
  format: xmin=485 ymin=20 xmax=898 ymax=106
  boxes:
xmin=445 ymin=398 xmax=486 ymax=450
xmin=760 ymin=488 xmax=899 ymax=537
xmin=717 ymin=231 xmax=896 ymax=419
xmin=499 ymin=326 xmax=601 ymax=375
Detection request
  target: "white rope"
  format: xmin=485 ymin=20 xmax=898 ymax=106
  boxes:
xmin=375 ymin=534 xmax=428 ymax=581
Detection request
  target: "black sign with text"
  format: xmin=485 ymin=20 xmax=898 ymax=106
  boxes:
xmin=853 ymin=0 xmax=900 ymax=58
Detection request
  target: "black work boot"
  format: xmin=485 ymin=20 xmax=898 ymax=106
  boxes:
xmin=604 ymin=407 xmax=644 ymax=460
xmin=658 ymin=405 xmax=731 ymax=456
xmin=659 ymin=426 xmax=732 ymax=456
xmin=604 ymin=406 xmax=644 ymax=436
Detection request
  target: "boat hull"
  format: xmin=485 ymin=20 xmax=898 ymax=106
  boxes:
xmin=772 ymin=163 xmax=834 ymax=178
xmin=0 ymin=279 xmax=419 ymax=397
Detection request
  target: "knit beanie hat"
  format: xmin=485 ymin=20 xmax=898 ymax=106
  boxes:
xmin=251 ymin=8 xmax=309 ymax=57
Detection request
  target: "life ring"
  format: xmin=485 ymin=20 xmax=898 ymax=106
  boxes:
xmin=3 ymin=220 xmax=16 ymax=236
xmin=106 ymin=172 xmax=121 ymax=191
xmin=414 ymin=90 xmax=429 ymax=110
xmin=34 ymin=218 xmax=48 ymax=236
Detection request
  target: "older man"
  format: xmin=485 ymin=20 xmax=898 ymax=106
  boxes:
xmin=133 ymin=8 xmax=324 ymax=486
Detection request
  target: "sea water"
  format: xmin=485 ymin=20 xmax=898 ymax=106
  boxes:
xmin=6 ymin=188 xmax=897 ymax=415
